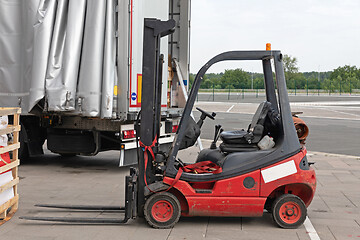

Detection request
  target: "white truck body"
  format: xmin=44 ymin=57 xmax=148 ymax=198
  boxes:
xmin=0 ymin=0 xmax=191 ymax=165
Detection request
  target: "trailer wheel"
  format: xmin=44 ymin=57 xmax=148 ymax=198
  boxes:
xmin=19 ymin=123 xmax=29 ymax=161
xmin=144 ymin=192 xmax=181 ymax=229
xmin=272 ymin=194 xmax=306 ymax=229
xmin=59 ymin=153 xmax=77 ymax=157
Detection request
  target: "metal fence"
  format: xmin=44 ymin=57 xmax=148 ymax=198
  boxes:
xmin=195 ymin=88 xmax=360 ymax=102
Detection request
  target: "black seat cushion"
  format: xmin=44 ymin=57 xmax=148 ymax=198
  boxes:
xmin=219 ymin=142 xmax=258 ymax=153
xmin=196 ymin=148 xmax=226 ymax=166
xmin=220 ymin=130 xmax=249 ymax=144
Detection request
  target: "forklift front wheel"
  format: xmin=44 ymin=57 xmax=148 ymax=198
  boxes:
xmin=272 ymin=194 xmax=307 ymax=229
xmin=144 ymin=192 xmax=181 ymax=229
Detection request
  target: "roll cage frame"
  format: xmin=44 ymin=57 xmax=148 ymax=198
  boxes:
xmin=165 ymin=51 xmax=301 ymax=180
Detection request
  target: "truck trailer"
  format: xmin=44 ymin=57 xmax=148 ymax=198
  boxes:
xmin=0 ymin=0 xmax=191 ymax=165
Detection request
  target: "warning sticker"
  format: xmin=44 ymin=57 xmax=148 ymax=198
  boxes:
xmin=131 ymin=92 xmax=137 ymax=101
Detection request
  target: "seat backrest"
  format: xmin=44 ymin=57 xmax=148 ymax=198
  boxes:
xmin=219 ymin=101 xmax=273 ymax=147
xmin=249 ymin=101 xmax=272 ymax=131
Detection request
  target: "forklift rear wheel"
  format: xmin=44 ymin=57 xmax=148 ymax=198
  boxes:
xmin=144 ymin=192 xmax=181 ymax=229
xmin=272 ymin=194 xmax=307 ymax=229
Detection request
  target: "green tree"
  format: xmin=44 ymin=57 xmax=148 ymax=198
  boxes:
xmin=189 ymin=73 xmax=195 ymax=89
xmin=253 ymin=77 xmax=264 ymax=89
xmin=283 ymin=55 xmax=298 ymax=77
xmin=307 ymin=77 xmax=319 ymax=89
xmin=293 ymin=73 xmax=306 ymax=89
xmin=330 ymin=65 xmax=360 ymax=93
xmin=189 ymin=73 xmax=220 ymax=89
xmin=322 ymin=78 xmax=335 ymax=92
xmin=220 ymin=69 xmax=251 ymax=89
xmin=283 ymin=54 xmax=300 ymax=89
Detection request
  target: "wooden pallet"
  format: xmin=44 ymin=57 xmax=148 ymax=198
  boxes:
xmin=0 ymin=107 xmax=20 ymax=225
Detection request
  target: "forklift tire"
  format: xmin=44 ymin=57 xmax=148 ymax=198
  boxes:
xmin=144 ymin=192 xmax=181 ymax=229
xmin=272 ymin=194 xmax=307 ymax=229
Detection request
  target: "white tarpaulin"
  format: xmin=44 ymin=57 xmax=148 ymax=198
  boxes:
xmin=0 ymin=0 xmax=117 ymax=118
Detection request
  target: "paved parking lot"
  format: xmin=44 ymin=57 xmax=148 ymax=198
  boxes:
xmin=0 ymin=144 xmax=359 ymax=239
xmin=0 ymin=96 xmax=359 ymax=239
xmin=194 ymin=97 xmax=360 ymax=156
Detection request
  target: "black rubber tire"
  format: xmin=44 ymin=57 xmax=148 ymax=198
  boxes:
xmin=272 ymin=194 xmax=307 ymax=229
xmin=144 ymin=192 xmax=181 ymax=229
xmin=264 ymin=198 xmax=274 ymax=213
xmin=19 ymin=123 xmax=29 ymax=161
xmin=59 ymin=153 xmax=77 ymax=157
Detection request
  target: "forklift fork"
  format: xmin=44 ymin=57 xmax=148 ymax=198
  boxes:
xmin=20 ymin=168 xmax=138 ymax=224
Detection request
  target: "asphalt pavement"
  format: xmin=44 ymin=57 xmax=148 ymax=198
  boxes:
xmin=194 ymin=94 xmax=360 ymax=156
xmin=0 ymin=94 xmax=359 ymax=239
xmin=1 ymin=142 xmax=359 ymax=240
xmin=194 ymin=112 xmax=360 ymax=156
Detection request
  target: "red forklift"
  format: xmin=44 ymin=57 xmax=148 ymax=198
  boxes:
xmin=21 ymin=19 xmax=316 ymax=229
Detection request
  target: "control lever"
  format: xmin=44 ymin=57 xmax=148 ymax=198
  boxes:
xmin=210 ymin=125 xmax=223 ymax=149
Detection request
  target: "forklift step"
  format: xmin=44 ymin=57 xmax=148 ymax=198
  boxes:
xmin=195 ymin=189 xmax=212 ymax=194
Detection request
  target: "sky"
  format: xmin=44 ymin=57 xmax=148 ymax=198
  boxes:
xmin=189 ymin=0 xmax=360 ymax=73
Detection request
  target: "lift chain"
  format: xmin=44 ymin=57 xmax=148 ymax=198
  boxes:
xmin=139 ymin=136 xmax=158 ymax=193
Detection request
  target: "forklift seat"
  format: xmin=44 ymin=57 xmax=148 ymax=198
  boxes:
xmin=221 ymin=101 xmax=272 ymax=144
xmin=219 ymin=101 xmax=272 ymax=153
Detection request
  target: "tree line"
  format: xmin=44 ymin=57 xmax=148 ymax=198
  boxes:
xmin=189 ymin=55 xmax=360 ymax=93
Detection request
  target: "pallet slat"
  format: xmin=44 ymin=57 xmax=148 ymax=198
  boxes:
xmin=0 ymin=195 xmax=19 ymax=214
xmin=0 ymin=160 xmax=19 ymax=174
xmin=0 ymin=108 xmax=21 ymax=116
xmin=0 ymin=178 xmax=19 ymax=194
xmin=0 ymin=125 xmax=21 ymax=136
xmin=0 ymin=142 xmax=20 ymax=155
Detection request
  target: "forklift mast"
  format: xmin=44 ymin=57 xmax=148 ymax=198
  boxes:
xmin=138 ymin=18 xmax=176 ymax=213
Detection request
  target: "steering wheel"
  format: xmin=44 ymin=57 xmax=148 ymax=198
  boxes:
xmin=196 ymin=107 xmax=216 ymax=120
